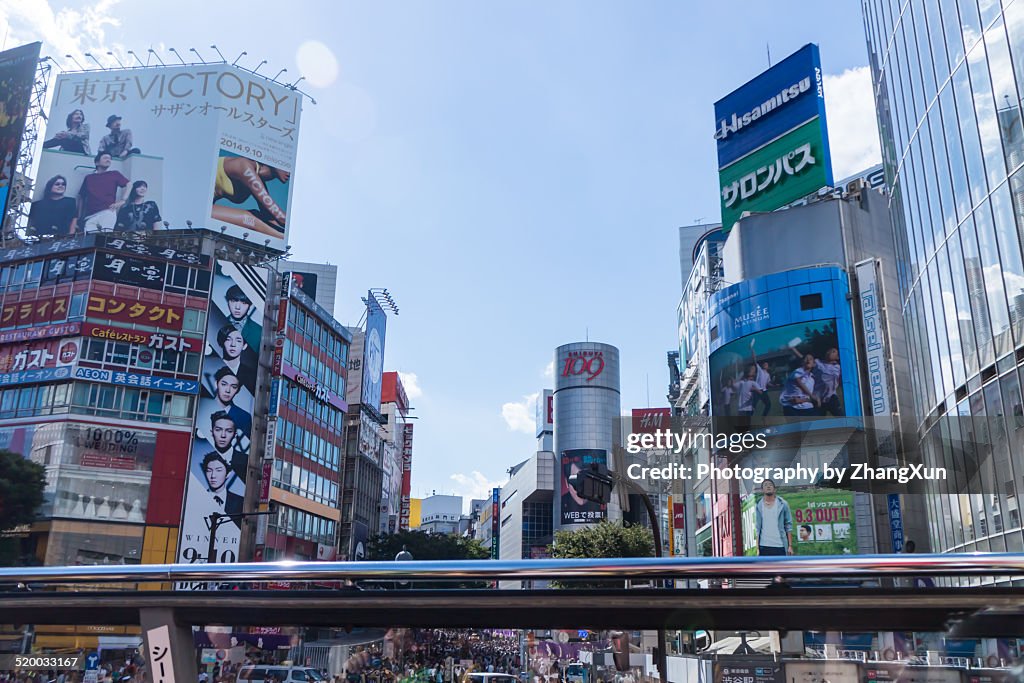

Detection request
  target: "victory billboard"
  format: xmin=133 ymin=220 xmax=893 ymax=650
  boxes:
xmin=32 ymin=65 xmax=300 ymax=250
xmin=0 ymin=43 xmax=40 ymax=229
xmin=177 ymin=260 xmax=266 ymax=577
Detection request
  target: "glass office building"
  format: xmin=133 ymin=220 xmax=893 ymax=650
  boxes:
xmin=864 ymin=0 xmax=1024 ymax=558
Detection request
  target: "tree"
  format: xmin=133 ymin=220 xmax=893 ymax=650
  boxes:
xmin=0 ymin=449 xmax=45 ymax=567
xmin=548 ymin=520 xmax=654 ymax=588
xmin=365 ymin=530 xmax=489 ymax=589
xmin=366 ymin=530 xmax=489 ymax=561
xmin=0 ymin=449 xmax=45 ymax=532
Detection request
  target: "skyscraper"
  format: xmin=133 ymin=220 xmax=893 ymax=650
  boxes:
xmin=864 ymin=0 xmax=1024 ymax=558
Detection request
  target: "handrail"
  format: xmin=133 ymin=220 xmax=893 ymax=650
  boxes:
xmin=1 ymin=553 xmax=1023 ymax=586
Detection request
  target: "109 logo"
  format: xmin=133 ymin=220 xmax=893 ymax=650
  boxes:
xmin=561 ymin=352 xmax=604 ymax=382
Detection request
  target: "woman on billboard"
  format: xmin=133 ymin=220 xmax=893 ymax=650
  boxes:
xmin=28 ymin=175 xmax=78 ymax=236
xmin=211 ymin=154 xmax=289 ymax=237
xmin=115 ymin=180 xmax=163 ymax=231
xmin=42 ymin=109 xmax=91 ymax=155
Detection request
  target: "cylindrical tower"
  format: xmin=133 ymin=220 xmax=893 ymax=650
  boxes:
xmin=552 ymin=342 xmax=621 ymax=531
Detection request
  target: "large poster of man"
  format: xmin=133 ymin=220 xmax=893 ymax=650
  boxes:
xmin=177 ymin=261 xmax=266 ymax=574
xmin=741 ymin=485 xmax=856 ymax=556
xmin=710 ymin=318 xmax=846 ymax=424
xmin=32 ymin=65 xmax=300 ymax=250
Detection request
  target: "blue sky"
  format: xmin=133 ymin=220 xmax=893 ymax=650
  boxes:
xmin=2 ymin=1 xmax=881 ymax=507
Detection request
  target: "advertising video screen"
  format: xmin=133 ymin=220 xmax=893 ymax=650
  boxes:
xmin=710 ymin=318 xmax=848 ymax=422
xmin=32 ymin=65 xmax=300 ymax=250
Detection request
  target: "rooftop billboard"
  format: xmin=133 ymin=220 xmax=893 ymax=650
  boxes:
xmin=714 ymin=43 xmax=832 ymax=230
xmin=32 ymin=65 xmax=300 ymax=251
xmin=0 ymin=43 xmax=41 ymax=231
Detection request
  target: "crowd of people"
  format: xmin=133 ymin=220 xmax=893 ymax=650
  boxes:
xmin=340 ymin=629 xmax=520 ymax=683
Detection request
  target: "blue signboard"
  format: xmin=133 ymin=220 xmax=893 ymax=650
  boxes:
xmin=0 ymin=366 xmax=73 ymax=387
xmin=707 ymin=266 xmax=862 ymax=422
xmin=888 ymin=493 xmax=904 ymax=552
xmin=268 ymin=378 xmax=280 ymax=416
xmin=360 ymin=295 xmax=387 ymax=412
xmin=73 ymin=367 xmax=199 ymax=394
xmin=714 ymin=43 xmax=830 ymax=169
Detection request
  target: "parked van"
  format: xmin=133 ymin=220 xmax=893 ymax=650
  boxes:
xmin=237 ymin=666 xmax=326 ymax=683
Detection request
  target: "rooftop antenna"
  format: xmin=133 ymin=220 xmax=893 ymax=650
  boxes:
xmin=127 ymin=50 xmax=145 ymax=67
xmin=586 ymin=327 xmax=589 ymax=342
xmin=209 ymin=45 xmax=226 ymax=62
xmin=83 ymin=53 xmax=106 ymax=69
xmin=647 ymin=374 xmax=651 ymax=408
xmin=232 ymin=50 xmax=247 ymax=66
xmin=106 ymin=51 xmax=125 ymax=68
xmin=767 ymin=43 xmax=772 ymax=67
xmin=64 ymin=54 xmax=86 ymax=71
xmin=168 ymin=47 xmax=186 ymax=65
xmin=147 ymin=48 xmax=166 ymax=66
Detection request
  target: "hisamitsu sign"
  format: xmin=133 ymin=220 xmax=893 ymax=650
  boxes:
xmin=714 ymin=43 xmax=832 ymax=230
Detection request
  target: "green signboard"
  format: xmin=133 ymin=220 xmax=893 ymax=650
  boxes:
xmin=719 ymin=117 xmax=831 ymax=231
xmin=740 ymin=486 xmax=856 ymax=556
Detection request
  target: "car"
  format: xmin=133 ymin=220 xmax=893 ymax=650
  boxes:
xmin=465 ymin=674 xmax=521 ymax=683
xmin=237 ymin=666 xmax=326 ymax=683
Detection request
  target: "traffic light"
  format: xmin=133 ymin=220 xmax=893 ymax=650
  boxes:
xmin=567 ymin=463 xmax=614 ymax=504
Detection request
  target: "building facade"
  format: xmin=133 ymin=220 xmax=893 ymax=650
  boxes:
xmin=864 ymin=0 xmax=1024 ymax=556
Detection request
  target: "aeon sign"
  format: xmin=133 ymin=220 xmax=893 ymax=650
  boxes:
xmin=561 ymin=350 xmax=605 ymax=382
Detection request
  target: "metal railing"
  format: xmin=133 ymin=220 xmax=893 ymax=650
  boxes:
xmin=1 ymin=553 xmax=1023 ymax=586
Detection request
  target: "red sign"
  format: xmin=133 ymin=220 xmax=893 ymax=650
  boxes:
xmin=547 ymin=393 xmax=553 ymax=426
xmin=86 ymin=294 xmax=184 ymax=331
xmin=382 ymin=372 xmax=410 ymax=414
xmin=561 ymin=350 xmax=605 ymax=382
xmin=631 ymin=408 xmax=671 ymax=434
xmin=0 ymin=337 xmax=78 ymax=372
xmin=0 ymin=296 xmax=70 ymax=327
xmin=672 ymin=502 xmax=685 ymax=530
xmin=260 ymin=461 xmax=272 ymax=503
xmin=399 ymin=423 xmax=414 ymax=530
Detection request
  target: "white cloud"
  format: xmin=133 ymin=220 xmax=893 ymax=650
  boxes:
xmin=398 ymin=371 xmax=423 ymax=399
xmin=501 ymin=392 xmax=539 ymax=434
xmin=543 ymin=361 xmax=554 ymax=378
xmin=0 ymin=0 xmax=122 ymax=62
xmin=449 ymin=471 xmax=505 ymax=511
xmin=296 ymin=40 xmax=340 ymax=89
xmin=824 ymin=66 xmax=882 ymax=179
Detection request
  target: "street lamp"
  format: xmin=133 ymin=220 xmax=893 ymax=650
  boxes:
xmin=567 ymin=464 xmax=669 ymax=682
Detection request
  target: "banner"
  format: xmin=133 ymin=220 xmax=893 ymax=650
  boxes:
xmin=0 ymin=43 xmax=41 ymax=229
xmin=741 ymin=486 xmax=855 ymax=556
xmin=34 ymin=65 xmax=301 ymax=250
xmin=399 ymin=423 xmax=413 ymax=531
xmin=856 ymin=258 xmax=892 ymax=416
xmin=177 ymin=261 xmax=266 ymax=580
xmin=361 ymin=295 xmax=387 ymax=411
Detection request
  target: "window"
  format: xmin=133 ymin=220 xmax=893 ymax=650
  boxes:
xmin=800 ymin=293 xmax=823 ymax=310
xmin=182 ymin=308 xmax=206 ymax=334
